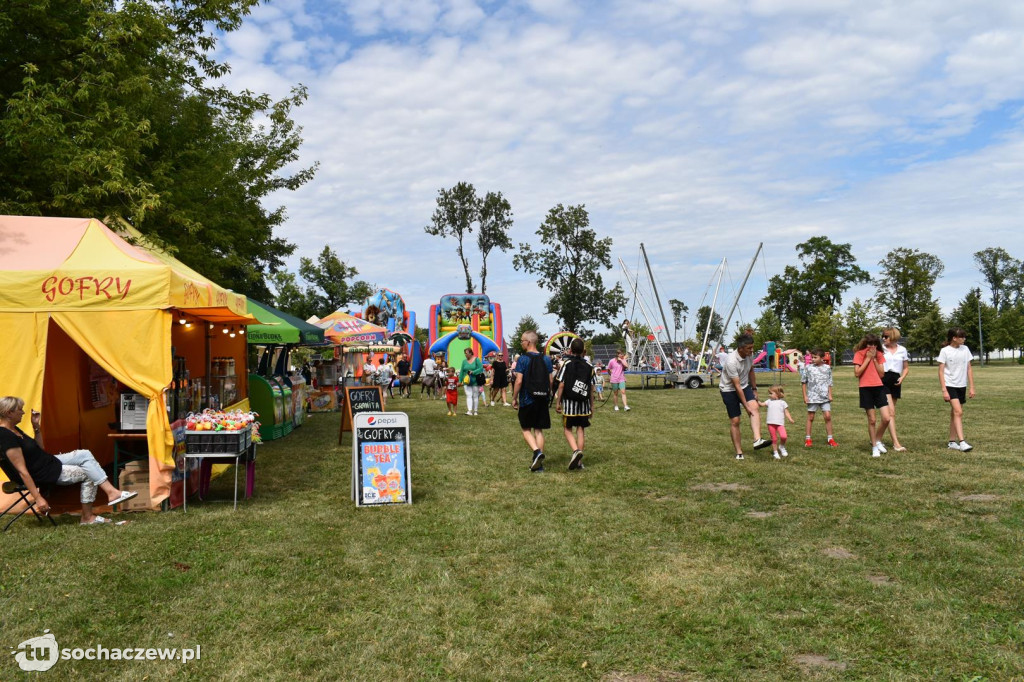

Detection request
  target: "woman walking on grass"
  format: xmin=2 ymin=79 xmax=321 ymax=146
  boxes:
xmin=881 ymin=327 xmax=909 ymax=452
xmin=938 ymin=327 xmax=975 ymax=452
xmin=852 ymin=333 xmax=891 ymax=458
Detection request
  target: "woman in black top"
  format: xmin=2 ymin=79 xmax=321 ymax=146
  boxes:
xmin=0 ymin=396 xmax=137 ymax=524
xmin=488 ymin=352 xmax=511 ymax=406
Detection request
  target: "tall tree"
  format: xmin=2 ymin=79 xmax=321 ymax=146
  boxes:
xmin=0 ymin=0 xmax=316 ymax=298
xmin=477 ymin=191 xmax=513 ymax=294
xmin=298 ymin=246 xmax=373 ymax=315
xmin=805 ymin=306 xmax=848 ymax=356
xmin=512 ymin=204 xmax=626 ymax=336
xmin=694 ymin=305 xmax=724 ymax=344
xmin=992 ymin=303 xmax=1024 ymax=358
xmin=669 ymin=299 xmax=688 ymax=344
xmin=509 ymin=315 xmax=547 ymax=354
xmin=426 ymin=182 xmax=479 ymax=293
xmin=949 ymin=288 xmax=996 ymax=359
xmin=844 ymin=298 xmax=881 ymax=348
xmin=761 ymin=236 xmax=869 ymax=324
xmin=974 ymin=247 xmax=1019 ymax=312
xmin=750 ymin=309 xmax=784 ymax=351
xmin=907 ymin=303 xmax=948 ymax=363
xmin=874 ymin=248 xmax=944 ymax=333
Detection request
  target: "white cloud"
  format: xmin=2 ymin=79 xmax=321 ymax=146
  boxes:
xmin=214 ymin=0 xmax=1024 ymax=335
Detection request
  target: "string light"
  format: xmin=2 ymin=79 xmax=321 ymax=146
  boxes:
xmin=222 ymin=327 xmax=229 ymax=334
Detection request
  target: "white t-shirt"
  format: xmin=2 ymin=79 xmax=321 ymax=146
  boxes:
xmin=719 ymin=350 xmax=753 ymax=392
xmin=883 ymin=344 xmax=909 ymax=373
xmin=421 ymin=357 xmax=437 ymax=376
xmin=938 ymin=344 xmax=972 ymax=388
xmin=764 ymin=398 xmax=788 ymax=426
xmin=716 ymin=351 xmax=729 ymax=368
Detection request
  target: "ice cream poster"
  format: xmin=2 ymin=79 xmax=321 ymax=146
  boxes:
xmin=353 ymin=412 xmax=412 ymax=506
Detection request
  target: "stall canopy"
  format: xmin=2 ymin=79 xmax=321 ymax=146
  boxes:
xmin=248 ymin=299 xmax=325 ymax=345
xmin=314 ymin=310 xmax=389 ymax=344
xmin=0 ymin=216 xmax=255 ymax=500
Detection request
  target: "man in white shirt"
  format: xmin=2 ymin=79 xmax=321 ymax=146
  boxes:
xmin=719 ymin=334 xmax=770 ymax=460
xmin=420 ymin=355 xmax=438 ymax=399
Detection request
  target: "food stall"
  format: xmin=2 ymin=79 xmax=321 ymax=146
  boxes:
xmin=0 ymin=216 xmax=257 ymax=511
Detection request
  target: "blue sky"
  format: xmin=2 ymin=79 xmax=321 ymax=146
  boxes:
xmin=214 ymin=0 xmax=1024 ymax=340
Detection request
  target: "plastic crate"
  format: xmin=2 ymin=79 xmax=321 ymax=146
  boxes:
xmin=185 ymin=426 xmax=252 ymax=454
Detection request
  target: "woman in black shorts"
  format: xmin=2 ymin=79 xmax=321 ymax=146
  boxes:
xmin=852 ymin=333 xmax=892 ymax=458
xmin=881 ymin=327 xmax=909 ymax=451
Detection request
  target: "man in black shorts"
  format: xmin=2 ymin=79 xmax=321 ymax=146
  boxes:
xmin=512 ymin=330 xmax=554 ymax=472
xmin=719 ymin=333 xmax=771 ymax=460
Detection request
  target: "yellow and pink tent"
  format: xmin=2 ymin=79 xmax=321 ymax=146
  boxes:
xmin=0 ymin=215 xmax=255 ymax=509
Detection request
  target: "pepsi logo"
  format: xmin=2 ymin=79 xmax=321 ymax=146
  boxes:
xmin=367 ymin=416 xmax=376 ymax=425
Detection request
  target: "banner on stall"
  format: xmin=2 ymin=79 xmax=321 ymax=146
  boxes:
xmin=339 ymin=385 xmax=384 ymax=442
xmin=352 ymin=412 xmax=411 ymax=507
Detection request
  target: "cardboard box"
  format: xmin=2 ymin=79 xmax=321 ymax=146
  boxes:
xmin=119 ymin=472 xmax=152 ymax=511
xmin=121 ymin=460 xmax=147 ymax=475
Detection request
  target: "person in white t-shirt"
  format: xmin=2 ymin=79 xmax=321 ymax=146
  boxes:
xmin=719 ymin=334 xmax=771 ymax=460
xmin=420 ymin=355 xmax=438 ymax=399
xmin=938 ymin=327 xmax=976 ymax=452
xmin=881 ymin=327 xmax=910 ymax=452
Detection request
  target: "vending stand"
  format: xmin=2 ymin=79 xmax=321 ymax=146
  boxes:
xmin=0 ymin=216 xmax=257 ymax=511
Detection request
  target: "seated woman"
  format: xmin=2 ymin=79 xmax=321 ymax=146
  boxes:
xmin=0 ymin=396 xmax=137 ymax=525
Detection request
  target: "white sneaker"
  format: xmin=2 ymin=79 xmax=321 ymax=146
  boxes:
xmin=490 ymin=401 xmax=495 ymax=407
xmin=624 ymin=406 xmax=631 ymax=411
xmin=947 ymin=441 xmax=961 ymax=450
xmin=503 ymin=402 xmax=511 ymax=407
xmin=779 ymin=446 xmax=788 ymax=458
xmin=871 ymin=446 xmax=881 ymax=458
xmin=614 ymin=406 xmax=619 ymax=411
xmin=773 ymin=451 xmax=781 ymax=460
xmin=472 ymin=411 xmax=478 ymax=416
xmin=465 ymin=411 xmax=473 ymax=416
xmin=959 ymin=440 xmax=973 ymax=452
xmin=735 ymin=453 xmax=744 ymax=460
xmin=875 ymin=441 xmax=887 ymax=454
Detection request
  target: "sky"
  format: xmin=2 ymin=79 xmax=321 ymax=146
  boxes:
xmin=214 ymin=0 xmax=1024 ymax=342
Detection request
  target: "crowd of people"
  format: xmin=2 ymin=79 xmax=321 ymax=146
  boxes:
xmin=719 ymin=326 xmax=977 ymax=461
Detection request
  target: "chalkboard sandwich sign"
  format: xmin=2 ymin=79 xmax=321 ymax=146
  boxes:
xmin=339 ymin=385 xmax=384 ymax=443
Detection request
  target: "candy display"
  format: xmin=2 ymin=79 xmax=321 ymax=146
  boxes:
xmin=184 ymin=408 xmax=262 ymax=449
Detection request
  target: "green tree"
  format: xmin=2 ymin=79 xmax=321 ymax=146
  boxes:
xmin=974 ymin=247 xmax=1020 ymax=312
xmin=949 ymin=288 xmax=996 ymax=360
xmin=477 ymin=191 xmax=513 ymax=294
xmin=268 ymin=271 xmax=317 ymax=321
xmin=426 ymin=182 xmax=479 ymax=293
xmin=844 ymin=298 xmax=881 ymax=349
xmin=512 ymin=204 xmax=626 ymax=336
xmin=694 ymin=305 xmax=724 ymax=344
xmin=509 ymin=315 xmax=548 ymax=354
xmin=668 ymin=299 xmax=688 ymax=344
xmin=298 ymin=246 xmax=373 ymax=316
xmin=761 ymin=236 xmax=869 ymax=325
xmin=907 ymin=303 xmax=947 ymax=363
xmin=751 ymin=309 xmax=784 ymax=350
xmin=874 ymin=248 xmax=944 ymax=333
xmin=992 ymin=303 xmax=1024 ymax=359
xmin=805 ymin=307 xmax=848 ymax=357
xmin=0 ymin=0 xmax=316 ymax=298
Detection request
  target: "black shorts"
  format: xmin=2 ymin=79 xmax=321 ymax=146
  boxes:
xmin=721 ymin=386 xmax=756 ymax=419
xmin=518 ymin=400 xmax=551 ymax=430
xmin=563 ymin=414 xmax=591 ymax=429
xmin=882 ymin=371 xmax=902 ymax=400
xmin=859 ymin=386 xmax=889 ymax=410
xmin=946 ymin=386 xmax=967 ymax=404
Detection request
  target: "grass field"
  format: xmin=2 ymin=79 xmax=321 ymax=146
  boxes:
xmin=3 ymin=364 xmax=1024 ymax=680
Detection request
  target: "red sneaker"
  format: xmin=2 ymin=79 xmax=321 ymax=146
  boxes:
xmin=804 ymin=438 xmax=813 ymax=448
xmin=827 ymin=438 xmax=839 ymax=447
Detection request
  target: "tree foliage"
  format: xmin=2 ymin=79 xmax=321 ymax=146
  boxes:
xmin=694 ymin=305 xmax=724 ymax=344
xmin=874 ymin=248 xmax=944 ymax=333
xmin=974 ymin=247 xmax=1020 ymax=312
xmin=843 ymin=298 xmax=881 ymax=348
xmin=508 ymin=315 xmax=548 ymax=354
xmin=425 ymin=183 xmax=515 ymax=295
xmin=907 ymin=303 xmax=947 ymax=363
xmin=949 ymin=288 xmax=996 ymax=359
xmin=750 ymin=309 xmax=784 ymax=350
xmin=0 ymin=0 xmax=316 ymax=298
xmin=761 ymin=237 xmax=870 ymax=325
xmin=512 ymin=204 xmax=626 ymax=336
xmin=668 ymin=298 xmax=688 ymax=343
xmin=477 ymin=191 xmax=514 ymax=294
xmin=269 ymin=246 xmax=372 ymax=321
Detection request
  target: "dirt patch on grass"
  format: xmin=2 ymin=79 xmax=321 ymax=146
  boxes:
xmin=689 ymin=482 xmax=752 ymax=493
xmin=643 ymin=491 xmax=677 ymax=502
xmin=745 ymin=511 xmax=772 ymax=519
xmin=866 ymin=574 xmax=893 ymax=585
xmin=793 ymin=654 xmax=848 ymax=671
xmin=823 ymin=547 xmax=857 ymax=560
xmin=957 ymin=493 xmax=1000 ymax=502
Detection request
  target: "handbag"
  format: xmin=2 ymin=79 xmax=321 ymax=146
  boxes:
xmin=475 ymin=373 xmax=486 ymax=386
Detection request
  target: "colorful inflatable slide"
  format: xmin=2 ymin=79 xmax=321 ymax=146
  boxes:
xmin=354 ymin=288 xmax=422 ymax=373
xmin=427 ymin=294 xmax=505 ymax=373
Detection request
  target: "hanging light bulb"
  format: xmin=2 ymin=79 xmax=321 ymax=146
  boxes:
xmin=239 ymin=327 xmax=245 ymax=335
xmin=178 ymin=315 xmax=186 ymax=325
xmin=229 ymin=331 xmax=237 ymax=338
xmin=209 ymin=323 xmax=215 ymax=330
xmin=222 ymin=327 xmax=229 ymax=334
xmin=185 ymin=321 xmax=193 ymax=329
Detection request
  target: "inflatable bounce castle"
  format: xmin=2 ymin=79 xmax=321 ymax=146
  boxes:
xmin=355 ymin=288 xmax=422 ymax=372
xmin=427 ymin=294 xmax=505 ymax=373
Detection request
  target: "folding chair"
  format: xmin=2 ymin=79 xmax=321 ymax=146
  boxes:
xmin=0 ymin=460 xmax=57 ymax=531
